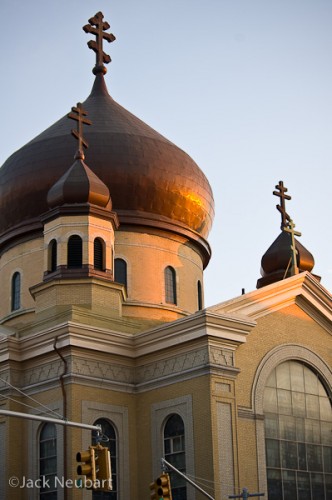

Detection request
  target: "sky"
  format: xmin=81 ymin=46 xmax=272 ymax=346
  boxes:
xmin=1 ymin=0 xmax=331 ymax=306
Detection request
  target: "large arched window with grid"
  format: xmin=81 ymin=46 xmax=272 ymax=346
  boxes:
xmin=165 ymin=266 xmax=177 ymax=305
xmin=164 ymin=414 xmax=186 ymax=500
xmin=11 ymin=272 xmax=21 ymax=311
xmin=92 ymin=418 xmax=118 ymax=500
xmin=39 ymin=423 xmax=57 ymax=499
xmin=264 ymin=360 xmax=332 ymax=500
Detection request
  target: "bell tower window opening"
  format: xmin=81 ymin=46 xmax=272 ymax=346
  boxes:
xmin=39 ymin=423 xmax=57 ymax=499
xmin=264 ymin=360 xmax=332 ymax=500
xmin=92 ymin=418 xmax=118 ymax=499
xmin=165 ymin=266 xmax=177 ymax=305
xmin=164 ymin=414 xmax=186 ymax=500
xmin=49 ymin=239 xmax=57 ymax=272
xmin=114 ymin=258 xmax=127 ymax=288
xmin=68 ymin=235 xmax=83 ymax=268
xmin=94 ymin=238 xmax=105 ymax=271
xmin=11 ymin=272 xmax=21 ymax=311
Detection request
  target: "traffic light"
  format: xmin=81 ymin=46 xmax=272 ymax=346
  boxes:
xmin=76 ymin=444 xmax=112 ymax=491
xmin=95 ymin=444 xmax=112 ymax=491
xmin=150 ymin=473 xmax=172 ymax=500
xmin=76 ymin=447 xmax=96 ymax=486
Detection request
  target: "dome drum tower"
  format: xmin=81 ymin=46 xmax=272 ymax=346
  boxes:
xmin=0 ymin=12 xmax=214 ymax=327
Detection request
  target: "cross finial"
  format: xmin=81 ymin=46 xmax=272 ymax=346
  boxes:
xmin=273 ymin=180 xmax=292 ymax=229
xmin=83 ymin=12 xmax=116 ymax=75
xmin=283 ymin=219 xmax=302 ymax=276
xmin=68 ymin=103 xmax=92 ymax=160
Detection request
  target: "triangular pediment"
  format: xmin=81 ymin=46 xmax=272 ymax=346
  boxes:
xmin=208 ymin=272 xmax=331 ymax=334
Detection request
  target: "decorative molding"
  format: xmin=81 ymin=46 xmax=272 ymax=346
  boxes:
xmin=136 ymin=345 xmax=236 ymax=391
xmin=217 ymin=402 xmax=235 ymax=499
xmin=81 ymin=401 xmax=130 ymax=500
xmin=28 ymin=400 xmax=64 ymax=500
xmin=72 ymin=356 xmax=133 ymax=384
xmin=252 ymin=344 xmax=332 ymax=415
xmin=237 ymin=407 xmax=264 ymax=420
xmin=209 ymin=345 xmax=234 ymax=366
xmin=151 ymin=395 xmax=196 ymax=499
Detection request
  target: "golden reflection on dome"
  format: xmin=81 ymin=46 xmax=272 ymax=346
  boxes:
xmin=184 ymin=191 xmax=204 ymax=209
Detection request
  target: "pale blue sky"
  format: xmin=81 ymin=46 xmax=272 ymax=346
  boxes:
xmin=1 ymin=0 xmax=331 ymax=305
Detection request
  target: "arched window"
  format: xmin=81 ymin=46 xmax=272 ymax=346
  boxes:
xmin=92 ymin=418 xmax=118 ymax=499
xmin=164 ymin=414 xmax=186 ymax=500
xmin=11 ymin=272 xmax=21 ymax=311
xmin=40 ymin=423 xmax=57 ymax=499
xmin=114 ymin=259 xmax=127 ymax=288
xmin=94 ymin=238 xmax=105 ymax=271
xmin=264 ymin=361 xmax=332 ymax=500
xmin=49 ymin=239 xmax=57 ymax=272
xmin=165 ymin=266 xmax=177 ymax=305
xmin=197 ymin=280 xmax=203 ymax=310
xmin=67 ymin=235 xmax=83 ymax=268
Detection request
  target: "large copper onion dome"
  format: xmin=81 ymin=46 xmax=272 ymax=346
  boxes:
xmin=0 ymin=74 xmax=214 ymax=260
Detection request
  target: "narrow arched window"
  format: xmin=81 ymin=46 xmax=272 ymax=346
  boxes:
xmin=11 ymin=272 xmax=21 ymax=311
xmin=165 ymin=266 xmax=177 ymax=305
xmin=94 ymin=238 xmax=105 ymax=271
xmin=197 ymin=280 xmax=203 ymax=310
xmin=49 ymin=239 xmax=57 ymax=272
xmin=264 ymin=361 xmax=332 ymax=500
xmin=114 ymin=258 xmax=127 ymax=288
xmin=164 ymin=414 xmax=186 ymax=500
xmin=68 ymin=235 xmax=82 ymax=268
xmin=92 ymin=418 xmax=118 ymax=499
xmin=40 ymin=423 xmax=57 ymax=499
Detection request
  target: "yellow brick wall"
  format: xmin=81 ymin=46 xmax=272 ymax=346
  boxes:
xmin=0 ymin=237 xmax=44 ymax=319
xmin=235 ymin=304 xmax=331 ymax=408
xmin=115 ymin=229 xmax=204 ymax=313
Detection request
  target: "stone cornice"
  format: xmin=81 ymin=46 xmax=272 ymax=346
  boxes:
xmin=0 ymin=309 xmax=254 ymax=364
xmin=133 ymin=310 xmax=255 ymax=356
xmin=0 ymin=311 xmax=251 ymax=401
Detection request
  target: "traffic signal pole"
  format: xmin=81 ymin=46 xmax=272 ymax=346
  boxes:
xmin=161 ymin=458 xmax=215 ymax=500
xmin=0 ymin=408 xmax=101 ymax=431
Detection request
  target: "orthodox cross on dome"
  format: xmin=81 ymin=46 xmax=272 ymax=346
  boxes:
xmin=83 ymin=12 xmax=116 ymax=75
xmin=273 ymin=180 xmax=291 ymax=229
xmin=283 ymin=219 xmax=302 ymax=276
xmin=68 ymin=103 xmax=92 ymax=160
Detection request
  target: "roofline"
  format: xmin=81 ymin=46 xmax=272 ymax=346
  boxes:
xmin=207 ymin=272 xmax=332 ymax=330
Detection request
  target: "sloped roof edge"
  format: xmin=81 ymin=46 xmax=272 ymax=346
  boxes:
xmin=208 ymin=272 xmax=332 ymax=332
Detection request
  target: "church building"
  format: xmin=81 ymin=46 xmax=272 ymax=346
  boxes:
xmin=0 ymin=11 xmax=331 ymax=500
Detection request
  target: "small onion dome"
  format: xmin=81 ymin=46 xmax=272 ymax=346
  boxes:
xmin=47 ymin=158 xmax=111 ymax=209
xmin=257 ymin=230 xmax=315 ymax=288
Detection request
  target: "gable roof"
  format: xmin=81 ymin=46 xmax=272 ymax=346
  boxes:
xmin=208 ymin=272 xmax=332 ymax=333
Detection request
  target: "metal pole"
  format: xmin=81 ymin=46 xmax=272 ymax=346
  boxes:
xmin=161 ymin=458 xmax=214 ymax=500
xmin=229 ymin=487 xmax=264 ymax=498
xmin=0 ymin=409 xmax=101 ymax=432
